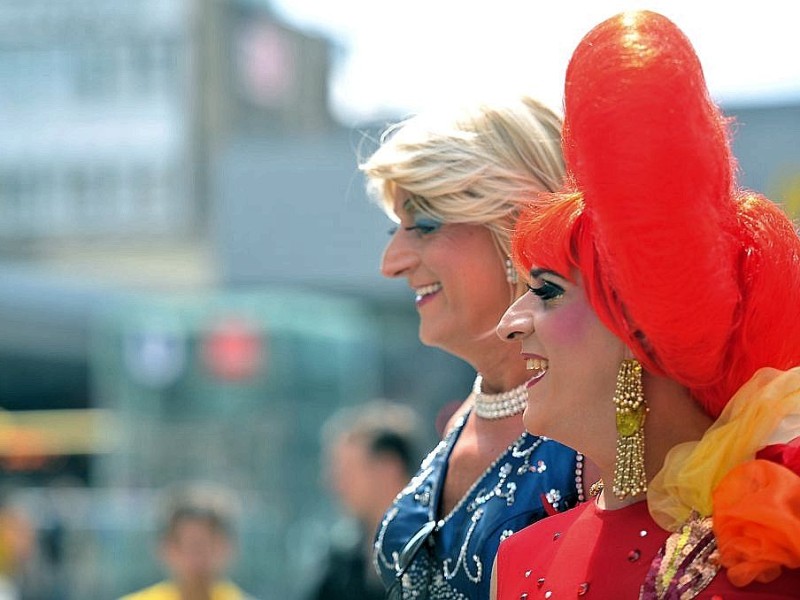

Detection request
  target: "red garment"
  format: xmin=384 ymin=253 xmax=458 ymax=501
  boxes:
xmin=495 ymin=500 xmax=800 ymax=599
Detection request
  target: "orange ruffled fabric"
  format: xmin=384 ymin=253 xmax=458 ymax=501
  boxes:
xmin=647 ymin=367 xmax=800 ymax=585
xmin=713 ymin=459 xmax=800 ymax=586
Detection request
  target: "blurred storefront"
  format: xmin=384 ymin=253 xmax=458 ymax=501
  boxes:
xmin=0 ymin=3 xmax=457 ymax=598
xmin=88 ymin=288 xmax=383 ymax=598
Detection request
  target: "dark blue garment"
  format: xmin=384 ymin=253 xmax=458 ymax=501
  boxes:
xmin=373 ymin=410 xmax=580 ymax=600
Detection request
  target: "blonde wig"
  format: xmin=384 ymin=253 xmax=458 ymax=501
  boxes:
xmin=360 ymin=96 xmax=564 ymax=259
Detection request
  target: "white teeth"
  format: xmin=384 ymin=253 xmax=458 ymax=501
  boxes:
xmin=415 ymin=282 xmax=442 ymax=297
xmin=526 ymin=358 xmax=549 ymax=372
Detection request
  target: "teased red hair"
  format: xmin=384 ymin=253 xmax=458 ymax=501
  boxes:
xmin=513 ymin=11 xmax=800 ymax=418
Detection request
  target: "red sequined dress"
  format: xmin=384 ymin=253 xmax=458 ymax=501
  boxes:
xmin=495 ymin=499 xmax=800 ymax=599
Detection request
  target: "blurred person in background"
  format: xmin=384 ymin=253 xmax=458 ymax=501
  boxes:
xmin=0 ymin=497 xmax=37 ymax=600
xmin=360 ymin=96 xmax=595 ymax=599
xmin=119 ymin=482 xmax=255 ymax=600
xmin=305 ymin=400 xmax=422 ymax=600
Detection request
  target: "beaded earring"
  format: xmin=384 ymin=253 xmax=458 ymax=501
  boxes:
xmin=505 ymin=257 xmax=518 ymax=284
xmin=612 ymin=359 xmax=648 ymax=499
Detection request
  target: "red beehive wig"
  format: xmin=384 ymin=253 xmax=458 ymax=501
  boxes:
xmin=513 ymin=11 xmax=800 ymax=418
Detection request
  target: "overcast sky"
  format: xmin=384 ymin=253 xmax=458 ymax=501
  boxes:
xmin=270 ymin=0 xmax=800 ymax=125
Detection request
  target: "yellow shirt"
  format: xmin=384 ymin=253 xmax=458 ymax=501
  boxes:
xmin=119 ymin=580 xmax=248 ymax=600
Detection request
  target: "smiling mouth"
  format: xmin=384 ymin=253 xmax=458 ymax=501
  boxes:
xmin=414 ymin=282 xmax=442 ymax=302
xmin=525 ymin=358 xmax=548 ymax=388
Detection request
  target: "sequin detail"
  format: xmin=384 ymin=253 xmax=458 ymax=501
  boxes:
xmin=442 ymin=509 xmax=484 ymax=583
xmin=545 ymin=489 xmax=562 ymax=509
xmin=640 ymin=513 xmax=720 ymax=599
xmin=500 ymin=529 xmax=515 ymax=542
xmin=373 ymin=410 xmax=580 ymax=599
xmin=575 ymin=453 xmax=586 ymax=502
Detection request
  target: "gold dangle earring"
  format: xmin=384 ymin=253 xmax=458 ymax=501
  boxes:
xmin=612 ymin=358 xmax=648 ymax=500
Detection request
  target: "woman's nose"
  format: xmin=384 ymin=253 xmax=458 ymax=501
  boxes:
xmin=496 ymin=294 xmax=534 ymax=341
xmin=380 ymin=230 xmax=418 ymax=278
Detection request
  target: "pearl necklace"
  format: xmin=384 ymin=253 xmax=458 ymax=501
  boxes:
xmin=472 ymin=374 xmax=528 ymax=420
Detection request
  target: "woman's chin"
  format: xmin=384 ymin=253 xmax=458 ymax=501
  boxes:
xmin=521 ymin=409 xmax=546 ymax=438
xmin=417 ymin=327 xmax=439 ymax=349
xmin=418 ymin=324 xmax=463 ymax=356
xmin=521 ymin=398 xmax=556 ymax=439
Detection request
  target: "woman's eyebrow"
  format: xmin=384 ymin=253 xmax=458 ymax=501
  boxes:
xmin=530 ymin=268 xmax=560 ymax=279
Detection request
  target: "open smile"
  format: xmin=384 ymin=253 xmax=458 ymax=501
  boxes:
xmin=414 ymin=282 xmax=442 ymax=306
xmin=524 ymin=356 xmax=549 ymax=388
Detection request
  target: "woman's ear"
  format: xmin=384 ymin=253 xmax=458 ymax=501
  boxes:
xmin=629 ymin=328 xmax=656 ymax=361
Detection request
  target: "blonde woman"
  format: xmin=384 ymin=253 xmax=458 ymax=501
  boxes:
xmin=361 ymin=97 xmax=593 ymax=599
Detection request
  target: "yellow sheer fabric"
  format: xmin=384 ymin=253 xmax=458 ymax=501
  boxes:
xmin=647 ymin=367 xmax=800 ymax=531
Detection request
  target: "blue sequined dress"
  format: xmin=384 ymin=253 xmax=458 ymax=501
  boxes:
xmin=373 ymin=410 xmax=581 ymax=599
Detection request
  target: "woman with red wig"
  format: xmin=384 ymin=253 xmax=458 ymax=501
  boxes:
xmin=491 ymin=10 xmax=800 ymax=599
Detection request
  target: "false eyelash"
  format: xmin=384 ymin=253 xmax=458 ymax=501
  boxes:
xmin=526 ymin=281 xmax=564 ymax=300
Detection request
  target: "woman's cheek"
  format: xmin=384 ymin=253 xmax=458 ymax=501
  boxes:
xmin=544 ymin=302 xmax=594 ymax=347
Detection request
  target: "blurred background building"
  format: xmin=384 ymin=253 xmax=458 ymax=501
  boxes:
xmin=0 ymin=0 xmax=466 ymax=598
xmin=0 ymin=0 xmax=797 ymax=598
